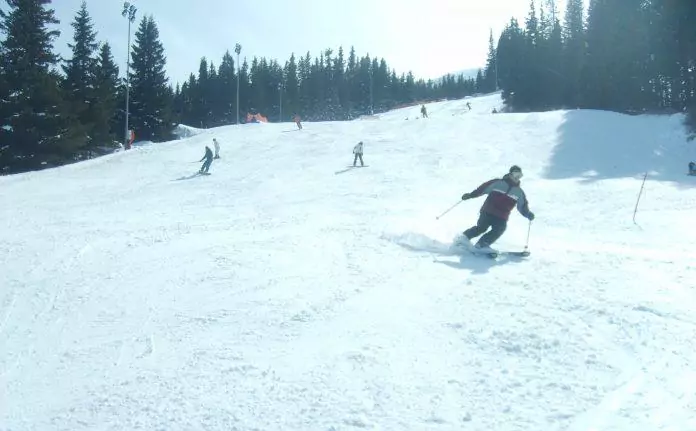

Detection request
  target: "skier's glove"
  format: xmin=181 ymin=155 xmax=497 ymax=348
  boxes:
xmin=526 ymin=211 xmax=535 ymax=221
xmin=461 ymin=193 xmax=472 ymax=200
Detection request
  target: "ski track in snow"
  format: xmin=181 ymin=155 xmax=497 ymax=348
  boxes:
xmin=1 ymin=93 xmax=696 ymax=430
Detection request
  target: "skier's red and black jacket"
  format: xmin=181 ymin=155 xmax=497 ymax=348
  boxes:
xmin=466 ymin=174 xmax=531 ymax=221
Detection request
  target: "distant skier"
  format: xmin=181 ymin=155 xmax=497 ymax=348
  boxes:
xmin=466 ymin=102 xmax=472 ymax=110
xmin=293 ymin=114 xmax=302 ymax=130
xmin=689 ymin=161 xmax=696 ymax=175
xmin=199 ymin=145 xmax=213 ymax=174
xmin=213 ymin=138 xmax=220 ymax=159
xmin=353 ymin=141 xmax=364 ymax=167
xmin=421 ymin=104 xmax=428 ymax=118
xmin=457 ymin=165 xmax=535 ymax=252
xmin=126 ymin=129 xmax=135 ymax=150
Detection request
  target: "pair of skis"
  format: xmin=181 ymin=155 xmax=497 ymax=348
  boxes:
xmin=438 ymin=201 xmax=533 ymax=259
xmin=453 ymin=240 xmax=530 ymax=259
xmin=473 ymin=249 xmax=530 ymax=259
xmin=452 ymin=221 xmax=532 ymax=260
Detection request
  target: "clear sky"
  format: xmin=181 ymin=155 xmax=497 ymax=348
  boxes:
xmin=51 ymin=0 xmax=571 ymax=86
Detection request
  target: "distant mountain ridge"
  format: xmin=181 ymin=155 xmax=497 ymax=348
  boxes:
xmin=433 ymin=68 xmax=481 ymax=83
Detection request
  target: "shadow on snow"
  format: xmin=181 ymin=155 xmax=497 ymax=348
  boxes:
xmin=545 ymin=110 xmax=694 ymax=188
xmin=174 ymin=172 xmax=207 ymax=181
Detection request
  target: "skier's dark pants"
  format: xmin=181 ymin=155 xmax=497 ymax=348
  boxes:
xmin=353 ymin=154 xmax=364 ymax=166
xmin=201 ymin=158 xmax=212 ymax=173
xmin=464 ymin=211 xmax=507 ymax=246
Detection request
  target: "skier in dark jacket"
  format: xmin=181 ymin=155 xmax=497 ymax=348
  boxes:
xmin=459 ymin=165 xmax=535 ymax=251
xmin=199 ymin=146 xmax=213 ymax=173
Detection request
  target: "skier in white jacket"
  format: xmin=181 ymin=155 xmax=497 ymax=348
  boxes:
xmin=353 ymin=141 xmax=364 ymax=167
xmin=213 ymin=138 xmax=220 ymax=159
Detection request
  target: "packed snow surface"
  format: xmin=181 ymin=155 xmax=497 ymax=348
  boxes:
xmin=2 ymin=93 xmax=696 ymax=430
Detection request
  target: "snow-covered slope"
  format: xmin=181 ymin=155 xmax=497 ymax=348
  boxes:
xmin=2 ymin=93 xmax=696 ymax=431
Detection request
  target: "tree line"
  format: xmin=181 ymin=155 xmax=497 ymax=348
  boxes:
xmin=486 ymin=0 xmax=696 ymax=131
xmin=0 ymin=1 xmax=484 ymax=175
xmin=174 ymin=48 xmax=481 ymax=129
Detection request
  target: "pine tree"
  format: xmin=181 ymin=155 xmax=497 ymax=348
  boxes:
xmin=179 ymin=73 xmax=197 ymax=125
xmin=249 ymin=57 xmax=264 ymax=114
xmin=206 ymin=61 xmax=224 ymax=127
xmin=517 ymin=0 xmax=542 ymax=110
xmin=283 ymin=53 xmax=299 ymax=121
xmin=268 ymin=59 xmax=283 ymax=121
xmin=128 ymin=15 xmax=173 ymax=141
xmin=193 ymin=57 xmax=209 ymax=127
xmin=238 ymin=59 xmax=250 ymax=119
xmin=298 ymin=52 xmax=312 ymax=115
xmin=679 ymin=0 xmax=696 ymax=131
xmin=475 ymin=69 xmax=484 ymax=93
xmin=335 ymin=46 xmax=348 ymax=117
xmin=538 ymin=0 xmax=563 ymax=108
xmin=561 ymin=0 xmax=585 ymax=107
xmin=216 ymin=50 xmax=237 ymax=124
xmin=0 ymin=0 xmax=86 ymax=173
xmin=404 ymin=70 xmax=416 ymax=102
xmin=345 ymin=47 xmax=358 ymax=116
xmin=582 ymin=0 xmax=650 ymax=111
xmin=172 ymin=83 xmax=184 ymax=124
xmin=0 ymin=63 xmax=9 ymax=168
xmin=62 ymin=1 xmax=98 ymax=103
xmin=91 ymin=42 xmax=120 ymax=149
xmin=497 ymin=19 xmax=526 ymax=108
xmin=358 ymin=55 xmax=372 ymax=113
xmin=62 ymin=1 xmax=100 ymax=149
xmin=483 ymin=29 xmax=498 ymax=92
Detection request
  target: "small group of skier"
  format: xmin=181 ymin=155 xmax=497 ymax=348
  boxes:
xmin=197 ymin=136 xmax=367 ymax=173
xmin=192 ymin=103 xmax=535 ymax=254
xmin=198 ymin=138 xmax=220 ymax=174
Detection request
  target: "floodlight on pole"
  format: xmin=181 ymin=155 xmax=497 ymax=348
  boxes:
xmin=122 ymin=2 xmax=137 ymax=149
xmin=369 ymin=68 xmax=374 ymax=115
xmin=235 ymin=43 xmax=242 ymax=124
xmin=279 ymin=81 xmax=283 ymax=122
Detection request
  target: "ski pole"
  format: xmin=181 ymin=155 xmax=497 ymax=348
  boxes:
xmin=524 ymin=220 xmax=532 ymax=251
xmin=435 ymin=200 xmax=462 ymax=220
xmin=632 ymin=172 xmax=648 ymax=224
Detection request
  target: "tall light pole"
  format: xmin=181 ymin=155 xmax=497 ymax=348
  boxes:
xmin=278 ymin=81 xmax=283 ymax=122
xmin=369 ymin=68 xmax=374 ymax=115
xmin=122 ymin=2 xmax=136 ymax=149
xmin=235 ymin=43 xmax=241 ymax=124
